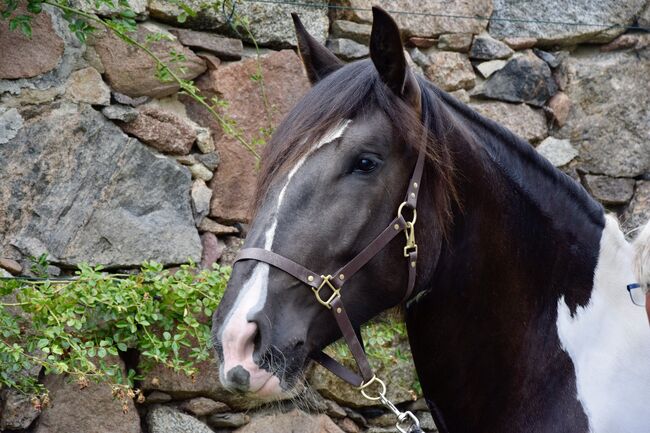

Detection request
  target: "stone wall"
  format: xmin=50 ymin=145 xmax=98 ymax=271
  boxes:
xmin=1 ymin=1 xmax=649 ymax=432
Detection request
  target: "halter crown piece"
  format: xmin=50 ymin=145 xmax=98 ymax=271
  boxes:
xmin=235 ymin=142 xmax=427 ymax=433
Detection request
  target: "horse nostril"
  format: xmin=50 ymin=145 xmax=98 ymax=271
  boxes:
xmin=293 ymin=340 xmax=305 ymax=350
xmin=225 ymin=365 xmax=250 ymax=391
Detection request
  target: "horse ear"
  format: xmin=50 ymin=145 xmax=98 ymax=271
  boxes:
xmin=292 ymin=13 xmax=343 ymax=84
xmin=370 ymin=7 xmax=420 ymax=108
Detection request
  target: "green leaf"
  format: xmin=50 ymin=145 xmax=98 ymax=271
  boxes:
xmin=97 ymin=347 xmax=107 ymax=358
xmin=117 ymin=342 xmax=127 ymax=352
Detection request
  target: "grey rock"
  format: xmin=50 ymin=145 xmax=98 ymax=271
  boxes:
xmin=533 ymin=49 xmax=561 ymax=68
xmin=415 ymin=411 xmax=437 ymax=431
xmin=207 ymin=412 xmax=250 ymax=428
xmin=195 ymin=126 xmax=215 ymax=153
xmin=469 ymin=34 xmax=514 ymax=60
xmin=147 ymin=405 xmax=213 ymax=433
xmin=141 ymin=361 xmax=247 ymax=408
xmin=403 ymin=398 xmax=430 ymax=412
xmin=191 ymin=179 xmax=212 ymax=224
xmin=70 ymin=0 xmax=147 ymax=18
xmin=557 ymin=49 xmax=650 ymax=177
xmin=475 ymin=60 xmax=507 ymax=79
xmin=102 ymin=104 xmax=139 ymax=123
xmin=475 ymin=52 xmax=558 ymax=107
xmin=489 ymin=0 xmax=646 ymax=46
xmin=584 ymin=175 xmax=635 ymax=206
xmin=64 ymin=67 xmax=111 ymax=106
xmin=148 ymin=0 xmax=328 ymax=47
xmin=450 ymin=89 xmax=470 ymax=103
xmin=345 ymin=0 xmax=493 ymax=37
xmin=325 ymin=400 xmax=347 ymax=419
xmin=331 ymin=20 xmax=372 ymax=45
xmin=235 ymin=409 xmax=344 ymax=433
xmin=0 ymin=103 xmax=201 ymax=267
xmin=425 ymin=52 xmax=475 ymax=91
xmin=169 ymin=28 xmax=243 ymax=60
xmin=0 ymin=389 xmax=40 ymax=430
xmin=409 ymin=48 xmax=431 ymax=69
xmin=175 ymin=154 xmax=198 ymax=166
xmin=219 ymin=236 xmax=244 ymax=266
xmin=112 ymin=91 xmax=149 ymax=107
xmin=344 ymin=408 xmax=367 ymax=427
xmin=640 ymin=1 xmax=650 ymax=28
xmin=189 ymin=163 xmax=213 ymax=181
xmin=196 ymin=152 xmax=220 ymax=171
xmin=198 ymin=219 xmax=238 ymax=236
xmin=180 ymin=397 xmax=229 ymax=416
xmin=327 ymin=39 xmax=369 ymax=61
xmin=0 ymin=107 xmax=23 ymax=144
xmin=536 ymin=137 xmax=578 ymax=167
xmin=145 ymin=391 xmax=173 ymax=404
xmin=35 ymin=357 xmax=141 ymax=433
xmin=622 ymin=181 xmax=650 ymax=233
xmin=438 ymin=33 xmax=473 ymax=52
xmin=471 ymin=101 xmax=548 ymax=143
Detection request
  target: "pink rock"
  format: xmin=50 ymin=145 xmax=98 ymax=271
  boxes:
xmin=0 ymin=8 xmax=64 ymax=79
xmin=184 ymin=50 xmax=310 ymax=223
xmin=502 ymin=37 xmax=537 ymax=50
xmin=92 ymin=26 xmax=206 ymax=98
xmin=118 ymin=106 xmax=196 ymax=155
xmin=200 ymin=232 xmax=223 ymax=269
xmin=547 ymin=92 xmax=572 ymax=127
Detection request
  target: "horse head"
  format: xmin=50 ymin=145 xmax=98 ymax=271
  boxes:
xmin=211 ymin=7 xmax=450 ymax=399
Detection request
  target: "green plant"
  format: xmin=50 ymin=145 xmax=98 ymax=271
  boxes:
xmin=0 ymin=261 xmax=229 ymax=407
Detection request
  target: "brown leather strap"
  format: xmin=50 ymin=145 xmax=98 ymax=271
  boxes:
xmin=405 ymin=141 xmax=426 ymax=208
xmin=330 ymin=297 xmax=374 ymax=382
xmin=312 ymin=351 xmax=364 ymax=387
xmin=403 ymin=250 xmax=418 ymax=303
xmin=235 ymin=248 xmax=321 ymax=288
xmin=331 ymin=215 xmax=407 ymax=289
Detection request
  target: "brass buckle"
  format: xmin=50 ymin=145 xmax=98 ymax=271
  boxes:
xmin=403 ymin=221 xmax=417 ymax=258
xmin=312 ymin=275 xmax=340 ymax=309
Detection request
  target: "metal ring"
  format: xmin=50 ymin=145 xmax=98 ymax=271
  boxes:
xmin=397 ymin=202 xmax=417 ymax=225
xmin=358 ymin=376 xmax=387 ymax=401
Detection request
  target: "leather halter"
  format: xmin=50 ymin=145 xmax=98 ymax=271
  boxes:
xmin=234 ymin=140 xmax=426 ymax=391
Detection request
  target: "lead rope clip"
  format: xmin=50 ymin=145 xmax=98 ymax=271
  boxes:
xmin=358 ymin=376 xmax=421 ymax=433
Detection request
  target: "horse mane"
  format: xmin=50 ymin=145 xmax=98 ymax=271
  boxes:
xmin=254 ymin=57 xmax=602 ymax=237
xmin=254 ymin=60 xmax=459 ymax=235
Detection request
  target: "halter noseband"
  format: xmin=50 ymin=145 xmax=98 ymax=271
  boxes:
xmin=234 ymin=143 xmax=426 ymax=432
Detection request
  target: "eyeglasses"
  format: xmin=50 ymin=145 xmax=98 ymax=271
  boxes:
xmin=627 ymin=283 xmax=646 ymax=307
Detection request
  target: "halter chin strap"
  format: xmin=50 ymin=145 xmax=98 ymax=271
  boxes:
xmin=234 ymin=143 xmax=425 ymax=431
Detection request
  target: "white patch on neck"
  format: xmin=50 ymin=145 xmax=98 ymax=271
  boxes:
xmin=556 ymin=215 xmax=650 ymax=433
xmin=219 ymin=120 xmax=351 ymax=385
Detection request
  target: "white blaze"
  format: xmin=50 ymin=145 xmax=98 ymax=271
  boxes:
xmin=219 ymin=120 xmax=351 ymax=394
xmin=556 ymin=215 xmax=650 ymax=432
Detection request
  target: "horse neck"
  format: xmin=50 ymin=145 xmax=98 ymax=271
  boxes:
xmin=406 ymin=89 xmax=611 ymax=432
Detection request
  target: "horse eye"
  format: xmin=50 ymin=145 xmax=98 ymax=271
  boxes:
xmin=354 ymin=157 xmax=377 ymax=173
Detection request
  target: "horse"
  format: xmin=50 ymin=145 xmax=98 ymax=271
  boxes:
xmin=212 ymin=7 xmax=650 ymax=433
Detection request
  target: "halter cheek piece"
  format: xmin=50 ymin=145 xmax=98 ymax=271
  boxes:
xmin=234 ymin=145 xmax=426 ymax=433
